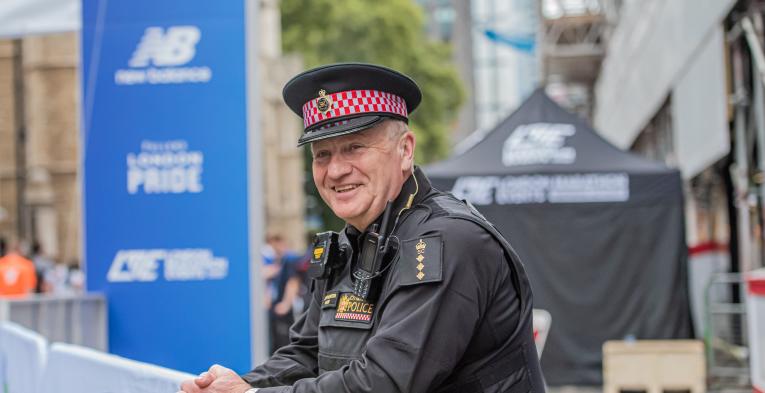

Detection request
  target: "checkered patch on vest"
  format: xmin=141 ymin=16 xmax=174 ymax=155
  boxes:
xmin=334 ymin=293 xmax=374 ymax=323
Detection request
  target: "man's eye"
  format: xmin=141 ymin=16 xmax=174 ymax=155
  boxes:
xmin=350 ymin=144 xmax=364 ymax=151
xmin=314 ymin=151 xmax=330 ymax=159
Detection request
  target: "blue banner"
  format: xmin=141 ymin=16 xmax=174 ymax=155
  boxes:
xmin=483 ymin=29 xmax=535 ymax=53
xmin=81 ymin=0 xmax=253 ymax=373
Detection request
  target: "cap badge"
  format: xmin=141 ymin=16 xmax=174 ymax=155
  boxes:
xmin=316 ymin=89 xmax=333 ymax=114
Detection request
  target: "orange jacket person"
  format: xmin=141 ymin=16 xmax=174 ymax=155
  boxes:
xmin=0 ymin=252 xmax=37 ymax=296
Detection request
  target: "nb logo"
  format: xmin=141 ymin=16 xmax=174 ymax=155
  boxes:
xmin=129 ymin=26 xmax=201 ymax=68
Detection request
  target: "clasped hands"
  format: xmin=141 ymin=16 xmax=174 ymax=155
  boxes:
xmin=178 ymin=364 xmax=252 ymax=393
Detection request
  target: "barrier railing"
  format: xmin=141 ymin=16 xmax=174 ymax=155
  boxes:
xmin=43 ymin=342 xmax=193 ymax=393
xmin=0 ymin=321 xmax=193 ymax=393
xmin=0 ymin=321 xmax=47 ymax=393
xmin=0 ymin=293 xmax=107 ymax=351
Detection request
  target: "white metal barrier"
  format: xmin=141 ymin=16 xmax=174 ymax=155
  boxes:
xmin=0 ymin=321 xmax=193 ymax=393
xmin=0 ymin=321 xmax=47 ymax=393
xmin=747 ymin=269 xmax=765 ymax=393
xmin=0 ymin=293 xmax=107 ymax=351
xmin=42 ymin=342 xmax=194 ymax=393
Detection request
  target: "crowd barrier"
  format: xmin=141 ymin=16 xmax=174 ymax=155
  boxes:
xmin=0 ymin=293 xmax=107 ymax=351
xmin=0 ymin=321 xmax=47 ymax=393
xmin=0 ymin=304 xmax=551 ymax=392
xmin=0 ymin=321 xmax=193 ymax=393
xmin=43 ymin=342 xmax=193 ymax=393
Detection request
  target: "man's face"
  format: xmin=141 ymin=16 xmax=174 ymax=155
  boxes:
xmin=311 ymin=121 xmax=413 ymax=231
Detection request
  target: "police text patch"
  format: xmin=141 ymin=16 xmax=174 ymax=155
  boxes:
xmin=334 ymin=293 xmax=374 ymax=323
xmin=399 ymin=235 xmax=443 ymax=286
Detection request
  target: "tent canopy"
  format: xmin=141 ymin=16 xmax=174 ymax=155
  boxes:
xmin=425 ymin=89 xmax=692 ymax=385
xmin=428 ymin=88 xmax=672 ymax=176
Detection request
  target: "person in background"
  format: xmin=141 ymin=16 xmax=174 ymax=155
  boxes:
xmin=263 ymin=234 xmax=303 ymax=354
xmin=43 ymin=260 xmax=74 ymax=294
xmin=0 ymin=240 xmax=37 ymax=297
xmin=30 ymin=241 xmax=55 ymax=293
xmin=67 ymin=260 xmax=85 ymax=292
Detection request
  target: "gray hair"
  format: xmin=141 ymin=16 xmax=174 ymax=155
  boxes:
xmin=385 ymin=119 xmax=409 ymax=141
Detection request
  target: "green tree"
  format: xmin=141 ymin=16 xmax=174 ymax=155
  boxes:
xmin=281 ymin=0 xmax=464 ymax=163
xmin=281 ymin=0 xmax=465 ymax=231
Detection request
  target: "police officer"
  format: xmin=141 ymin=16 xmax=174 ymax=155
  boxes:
xmin=180 ymin=63 xmax=545 ymax=393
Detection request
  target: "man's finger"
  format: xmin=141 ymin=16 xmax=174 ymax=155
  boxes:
xmin=194 ymin=371 xmax=214 ymax=388
xmin=209 ymin=363 xmax=230 ymax=376
xmin=179 ymin=378 xmax=200 ymax=393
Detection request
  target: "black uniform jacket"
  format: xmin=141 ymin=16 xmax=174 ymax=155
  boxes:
xmin=242 ymin=167 xmax=545 ymax=393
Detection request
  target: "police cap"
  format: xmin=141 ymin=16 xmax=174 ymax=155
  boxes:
xmin=282 ymin=63 xmax=422 ymax=146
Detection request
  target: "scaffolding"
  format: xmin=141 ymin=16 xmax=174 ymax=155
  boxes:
xmin=537 ymin=0 xmax=616 ymax=118
xmin=704 ymin=273 xmax=751 ymax=390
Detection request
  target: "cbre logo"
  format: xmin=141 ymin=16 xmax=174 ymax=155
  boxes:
xmin=114 ymin=25 xmax=212 ymax=86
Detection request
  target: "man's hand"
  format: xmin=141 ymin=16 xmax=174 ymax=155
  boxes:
xmin=273 ymin=301 xmax=291 ymax=316
xmin=178 ymin=364 xmax=253 ymax=393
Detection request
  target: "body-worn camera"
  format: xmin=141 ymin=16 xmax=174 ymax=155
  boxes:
xmin=308 ymin=231 xmax=346 ymax=280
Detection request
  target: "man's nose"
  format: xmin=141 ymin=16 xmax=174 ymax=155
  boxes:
xmin=327 ymin=155 xmax=352 ymax=179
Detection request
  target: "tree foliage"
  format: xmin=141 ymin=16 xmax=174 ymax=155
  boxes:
xmin=281 ymin=0 xmax=464 ymax=163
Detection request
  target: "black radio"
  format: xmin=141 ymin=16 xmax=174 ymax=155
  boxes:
xmin=352 ymin=201 xmax=395 ymax=301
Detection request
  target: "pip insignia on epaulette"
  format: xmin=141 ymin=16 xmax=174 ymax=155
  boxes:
xmin=398 ymin=235 xmax=443 ymax=286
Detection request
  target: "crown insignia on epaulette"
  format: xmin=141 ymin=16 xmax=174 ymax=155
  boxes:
xmin=416 ymin=239 xmax=426 ymax=254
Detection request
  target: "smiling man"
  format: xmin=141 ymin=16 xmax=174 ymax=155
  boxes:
xmin=180 ymin=63 xmax=545 ymax=393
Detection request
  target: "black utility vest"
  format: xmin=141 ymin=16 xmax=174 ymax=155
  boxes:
xmin=317 ymin=192 xmax=545 ymax=393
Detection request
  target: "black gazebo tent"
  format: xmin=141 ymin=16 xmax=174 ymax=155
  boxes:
xmin=425 ymin=89 xmax=692 ymax=385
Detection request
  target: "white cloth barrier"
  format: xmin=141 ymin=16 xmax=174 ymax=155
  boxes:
xmin=0 ymin=321 xmax=48 ymax=393
xmin=42 ymin=342 xmax=194 ymax=393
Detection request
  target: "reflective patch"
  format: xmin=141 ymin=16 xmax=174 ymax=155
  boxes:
xmin=334 ymin=293 xmax=374 ymax=323
xmin=322 ymin=291 xmax=339 ymax=309
xmin=313 ymin=246 xmax=324 ymax=260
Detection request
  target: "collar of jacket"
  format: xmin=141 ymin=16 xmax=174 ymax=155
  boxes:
xmin=345 ymin=165 xmax=433 ymax=240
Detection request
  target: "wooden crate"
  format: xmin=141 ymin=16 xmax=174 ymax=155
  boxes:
xmin=603 ymin=340 xmax=705 ymax=393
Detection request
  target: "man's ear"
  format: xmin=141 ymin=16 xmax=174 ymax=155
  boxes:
xmin=399 ymin=131 xmax=415 ymax=171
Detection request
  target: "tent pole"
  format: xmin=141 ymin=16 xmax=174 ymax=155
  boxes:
xmin=750 ymin=13 xmax=765 ymax=270
xmin=731 ymin=41 xmax=753 ymax=274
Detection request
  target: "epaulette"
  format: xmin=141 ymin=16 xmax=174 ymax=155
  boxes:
xmin=397 ymin=235 xmax=443 ymax=286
